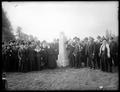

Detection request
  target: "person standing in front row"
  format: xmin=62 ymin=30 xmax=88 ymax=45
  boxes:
xmin=84 ymin=37 xmax=89 ymax=67
xmin=35 ymin=45 xmax=41 ymax=71
xmin=108 ymin=37 xmax=118 ymax=72
xmin=47 ymin=44 xmax=57 ymax=69
xmin=99 ymin=38 xmax=111 ymax=72
xmin=87 ymin=37 xmax=95 ymax=69
xmin=18 ymin=44 xmax=24 ymax=72
xmin=67 ymin=40 xmax=75 ymax=68
xmin=94 ymin=36 xmax=102 ymax=69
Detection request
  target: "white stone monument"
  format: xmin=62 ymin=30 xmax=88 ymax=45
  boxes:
xmin=57 ymin=32 xmax=69 ymax=67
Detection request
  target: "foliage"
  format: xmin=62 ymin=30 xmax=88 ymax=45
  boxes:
xmin=16 ymin=26 xmax=38 ymax=42
xmin=2 ymin=8 xmax=15 ymax=43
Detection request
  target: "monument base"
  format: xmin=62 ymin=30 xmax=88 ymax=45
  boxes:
xmin=57 ymin=54 xmax=69 ymax=67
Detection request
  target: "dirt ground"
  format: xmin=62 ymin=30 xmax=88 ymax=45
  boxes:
xmin=6 ymin=68 xmax=118 ymax=90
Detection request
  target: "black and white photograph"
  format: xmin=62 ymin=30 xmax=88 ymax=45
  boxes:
xmin=2 ymin=1 xmax=119 ymax=90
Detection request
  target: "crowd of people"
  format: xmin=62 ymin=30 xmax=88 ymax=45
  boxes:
xmin=66 ymin=36 xmax=118 ymax=72
xmin=2 ymin=40 xmax=59 ymax=72
xmin=2 ymin=35 xmax=118 ymax=73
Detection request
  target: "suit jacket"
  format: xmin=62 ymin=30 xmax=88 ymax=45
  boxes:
xmin=87 ymin=42 xmax=95 ymax=57
xmin=109 ymin=41 xmax=117 ymax=55
xmin=94 ymin=42 xmax=101 ymax=56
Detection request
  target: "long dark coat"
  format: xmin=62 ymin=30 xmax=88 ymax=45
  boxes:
xmin=94 ymin=42 xmax=101 ymax=69
xmin=35 ymin=51 xmax=42 ymax=70
xmin=109 ymin=41 xmax=118 ymax=66
xmin=12 ymin=47 xmax=19 ymax=72
xmin=87 ymin=42 xmax=95 ymax=68
xmin=23 ymin=48 xmax=29 ymax=72
xmin=100 ymin=46 xmax=109 ymax=72
xmin=47 ymin=47 xmax=57 ymax=69
xmin=39 ymin=47 xmax=48 ymax=69
xmin=67 ymin=44 xmax=75 ymax=67
xmin=77 ymin=44 xmax=85 ymax=68
xmin=27 ymin=47 xmax=35 ymax=71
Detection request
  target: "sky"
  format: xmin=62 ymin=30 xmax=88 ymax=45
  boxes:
xmin=2 ymin=1 xmax=118 ymax=42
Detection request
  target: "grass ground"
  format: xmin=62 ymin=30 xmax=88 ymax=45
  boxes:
xmin=6 ymin=68 xmax=118 ymax=90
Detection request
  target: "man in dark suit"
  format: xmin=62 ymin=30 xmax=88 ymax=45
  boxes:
xmin=18 ymin=44 xmax=24 ymax=72
xmin=84 ymin=37 xmax=89 ymax=67
xmin=35 ymin=45 xmax=41 ymax=71
xmin=73 ymin=43 xmax=79 ymax=68
xmin=77 ymin=41 xmax=86 ymax=68
xmin=40 ymin=41 xmax=48 ymax=69
xmin=94 ymin=36 xmax=102 ymax=69
xmin=23 ymin=44 xmax=29 ymax=72
xmin=87 ymin=37 xmax=95 ymax=69
xmin=67 ymin=40 xmax=75 ymax=68
xmin=8 ymin=43 xmax=14 ymax=72
xmin=53 ymin=41 xmax=59 ymax=60
xmin=27 ymin=43 xmax=35 ymax=71
xmin=109 ymin=37 xmax=118 ymax=72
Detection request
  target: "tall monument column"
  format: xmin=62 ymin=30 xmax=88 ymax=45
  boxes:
xmin=57 ymin=32 xmax=69 ymax=67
